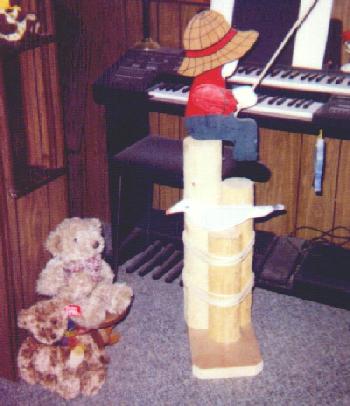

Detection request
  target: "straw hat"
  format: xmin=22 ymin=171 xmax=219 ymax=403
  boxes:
xmin=178 ymin=10 xmax=258 ymax=77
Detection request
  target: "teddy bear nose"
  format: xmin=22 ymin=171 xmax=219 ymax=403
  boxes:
xmin=93 ymin=241 xmax=99 ymax=249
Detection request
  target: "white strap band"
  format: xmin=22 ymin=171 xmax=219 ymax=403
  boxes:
xmin=182 ymin=230 xmax=255 ymax=268
xmin=182 ymin=270 xmax=254 ymax=307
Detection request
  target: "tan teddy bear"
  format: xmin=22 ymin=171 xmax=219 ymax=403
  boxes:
xmin=57 ymin=271 xmax=133 ymax=329
xmin=36 ymin=217 xmax=114 ymax=297
xmin=36 ymin=217 xmax=133 ymax=329
xmin=17 ymin=298 xmax=109 ymax=400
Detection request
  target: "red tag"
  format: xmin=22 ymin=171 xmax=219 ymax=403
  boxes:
xmin=343 ymin=30 xmax=350 ymax=42
xmin=64 ymin=304 xmax=81 ymax=317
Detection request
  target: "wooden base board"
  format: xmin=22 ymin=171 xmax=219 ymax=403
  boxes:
xmin=188 ymin=324 xmax=263 ymax=379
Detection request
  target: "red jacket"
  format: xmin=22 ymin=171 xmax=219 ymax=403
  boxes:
xmin=185 ymin=66 xmax=238 ymax=117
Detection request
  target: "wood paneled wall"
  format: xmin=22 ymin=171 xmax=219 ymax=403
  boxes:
xmin=54 ymin=1 xmax=128 ymax=219
xmin=0 ymin=0 xmax=68 ymax=379
xmin=56 ymin=0 xmax=350 ymax=246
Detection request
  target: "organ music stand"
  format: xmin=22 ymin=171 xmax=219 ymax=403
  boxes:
xmin=134 ymin=0 xmax=160 ymax=50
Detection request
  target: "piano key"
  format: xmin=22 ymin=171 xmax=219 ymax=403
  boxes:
xmin=287 ymin=71 xmax=301 ymax=79
xmin=302 ymin=100 xmax=314 ymax=108
xmin=327 ymin=76 xmax=337 ymax=84
xmin=307 ymin=73 xmax=319 ymax=81
xmin=287 ymin=98 xmax=297 ymax=106
xmin=267 ymin=96 xmax=280 ymax=105
xmin=229 ymin=66 xmax=350 ymax=96
xmin=257 ymin=95 xmax=268 ymax=102
xmin=281 ymin=69 xmax=293 ymax=78
xmin=242 ymin=96 xmax=323 ymax=121
xmin=276 ymin=97 xmax=287 ymax=105
xmin=246 ymin=66 xmax=258 ymax=74
xmin=295 ymin=99 xmax=307 ymax=108
xmin=173 ymin=83 xmax=185 ymax=91
xmin=148 ymin=83 xmax=190 ymax=105
xmin=147 ymin=82 xmax=324 ymax=122
xmin=270 ymin=68 xmax=282 ymax=77
xmin=314 ymin=74 xmax=326 ymax=82
xmin=300 ymin=73 xmax=313 ymax=80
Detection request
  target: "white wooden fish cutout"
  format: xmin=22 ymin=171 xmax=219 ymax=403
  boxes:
xmin=167 ymin=199 xmax=285 ymax=231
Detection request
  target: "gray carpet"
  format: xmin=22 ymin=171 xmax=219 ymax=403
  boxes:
xmin=1 ymin=269 xmax=350 ymax=406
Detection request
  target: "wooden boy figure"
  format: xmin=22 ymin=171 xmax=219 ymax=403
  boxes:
xmin=174 ymin=9 xmax=266 ymax=379
xmin=178 ymin=10 xmax=259 ymax=163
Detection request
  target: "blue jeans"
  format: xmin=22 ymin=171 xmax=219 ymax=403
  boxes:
xmin=185 ymin=115 xmax=258 ymax=161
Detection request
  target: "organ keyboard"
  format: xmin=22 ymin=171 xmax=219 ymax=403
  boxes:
xmin=93 ymin=0 xmax=350 ymax=135
xmin=94 ymin=47 xmax=350 ymax=137
xmin=147 ymin=82 xmax=325 ymax=122
xmin=230 ymin=65 xmax=350 ymax=96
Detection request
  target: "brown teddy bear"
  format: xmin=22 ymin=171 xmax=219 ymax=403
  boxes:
xmin=17 ymin=298 xmax=109 ymax=400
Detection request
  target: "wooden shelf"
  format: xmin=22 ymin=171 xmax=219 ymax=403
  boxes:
xmin=9 ymin=166 xmax=66 ymax=199
xmin=0 ymin=34 xmax=55 ymax=55
xmin=0 ymin=31 xmax=63 ymax=200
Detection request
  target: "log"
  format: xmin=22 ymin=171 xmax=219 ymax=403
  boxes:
xmin=182 ymin=136 xmax=222 ymax=330
xmin=182 ymin=139 xmax=262 ymax=378
xmin=208 ymin=228 xmax=241 ymax=343
xmin=207 ymin=178 xmax=254 ymax=343
xmin=221 ymin=178 xmax=254 ymax=327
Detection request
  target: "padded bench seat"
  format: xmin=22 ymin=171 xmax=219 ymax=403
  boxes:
xmin=111 ymin=135 xmax=236 ymax=187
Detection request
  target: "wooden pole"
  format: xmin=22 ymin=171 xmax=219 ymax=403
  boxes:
xmin=207 ymin=178 xmax=254 ymax=343
xmin=182 ymin=138 xmax=262 ymax=378
xmin=208 ymin=227 xmax=241 ymax=343
xmin=183 ymin=136 xmax=222 ymax=330
xmin=221 ymin=178 xmax=254 ymax=327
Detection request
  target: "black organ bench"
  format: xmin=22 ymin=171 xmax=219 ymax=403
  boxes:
xmin=109 ymin=135 xmax=241 ymax=273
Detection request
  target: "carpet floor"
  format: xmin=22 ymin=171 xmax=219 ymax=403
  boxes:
xmin=1 ymin=269 xmax=350 ymax=406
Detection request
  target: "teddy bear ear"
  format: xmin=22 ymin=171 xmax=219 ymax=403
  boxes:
xmin=45 ymin=232 xmax=62 ymax=255
xmin=17 ymin=309 xmax=29 ymax=328
xmin=89 ymin=218 xmax=102 ymax=231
